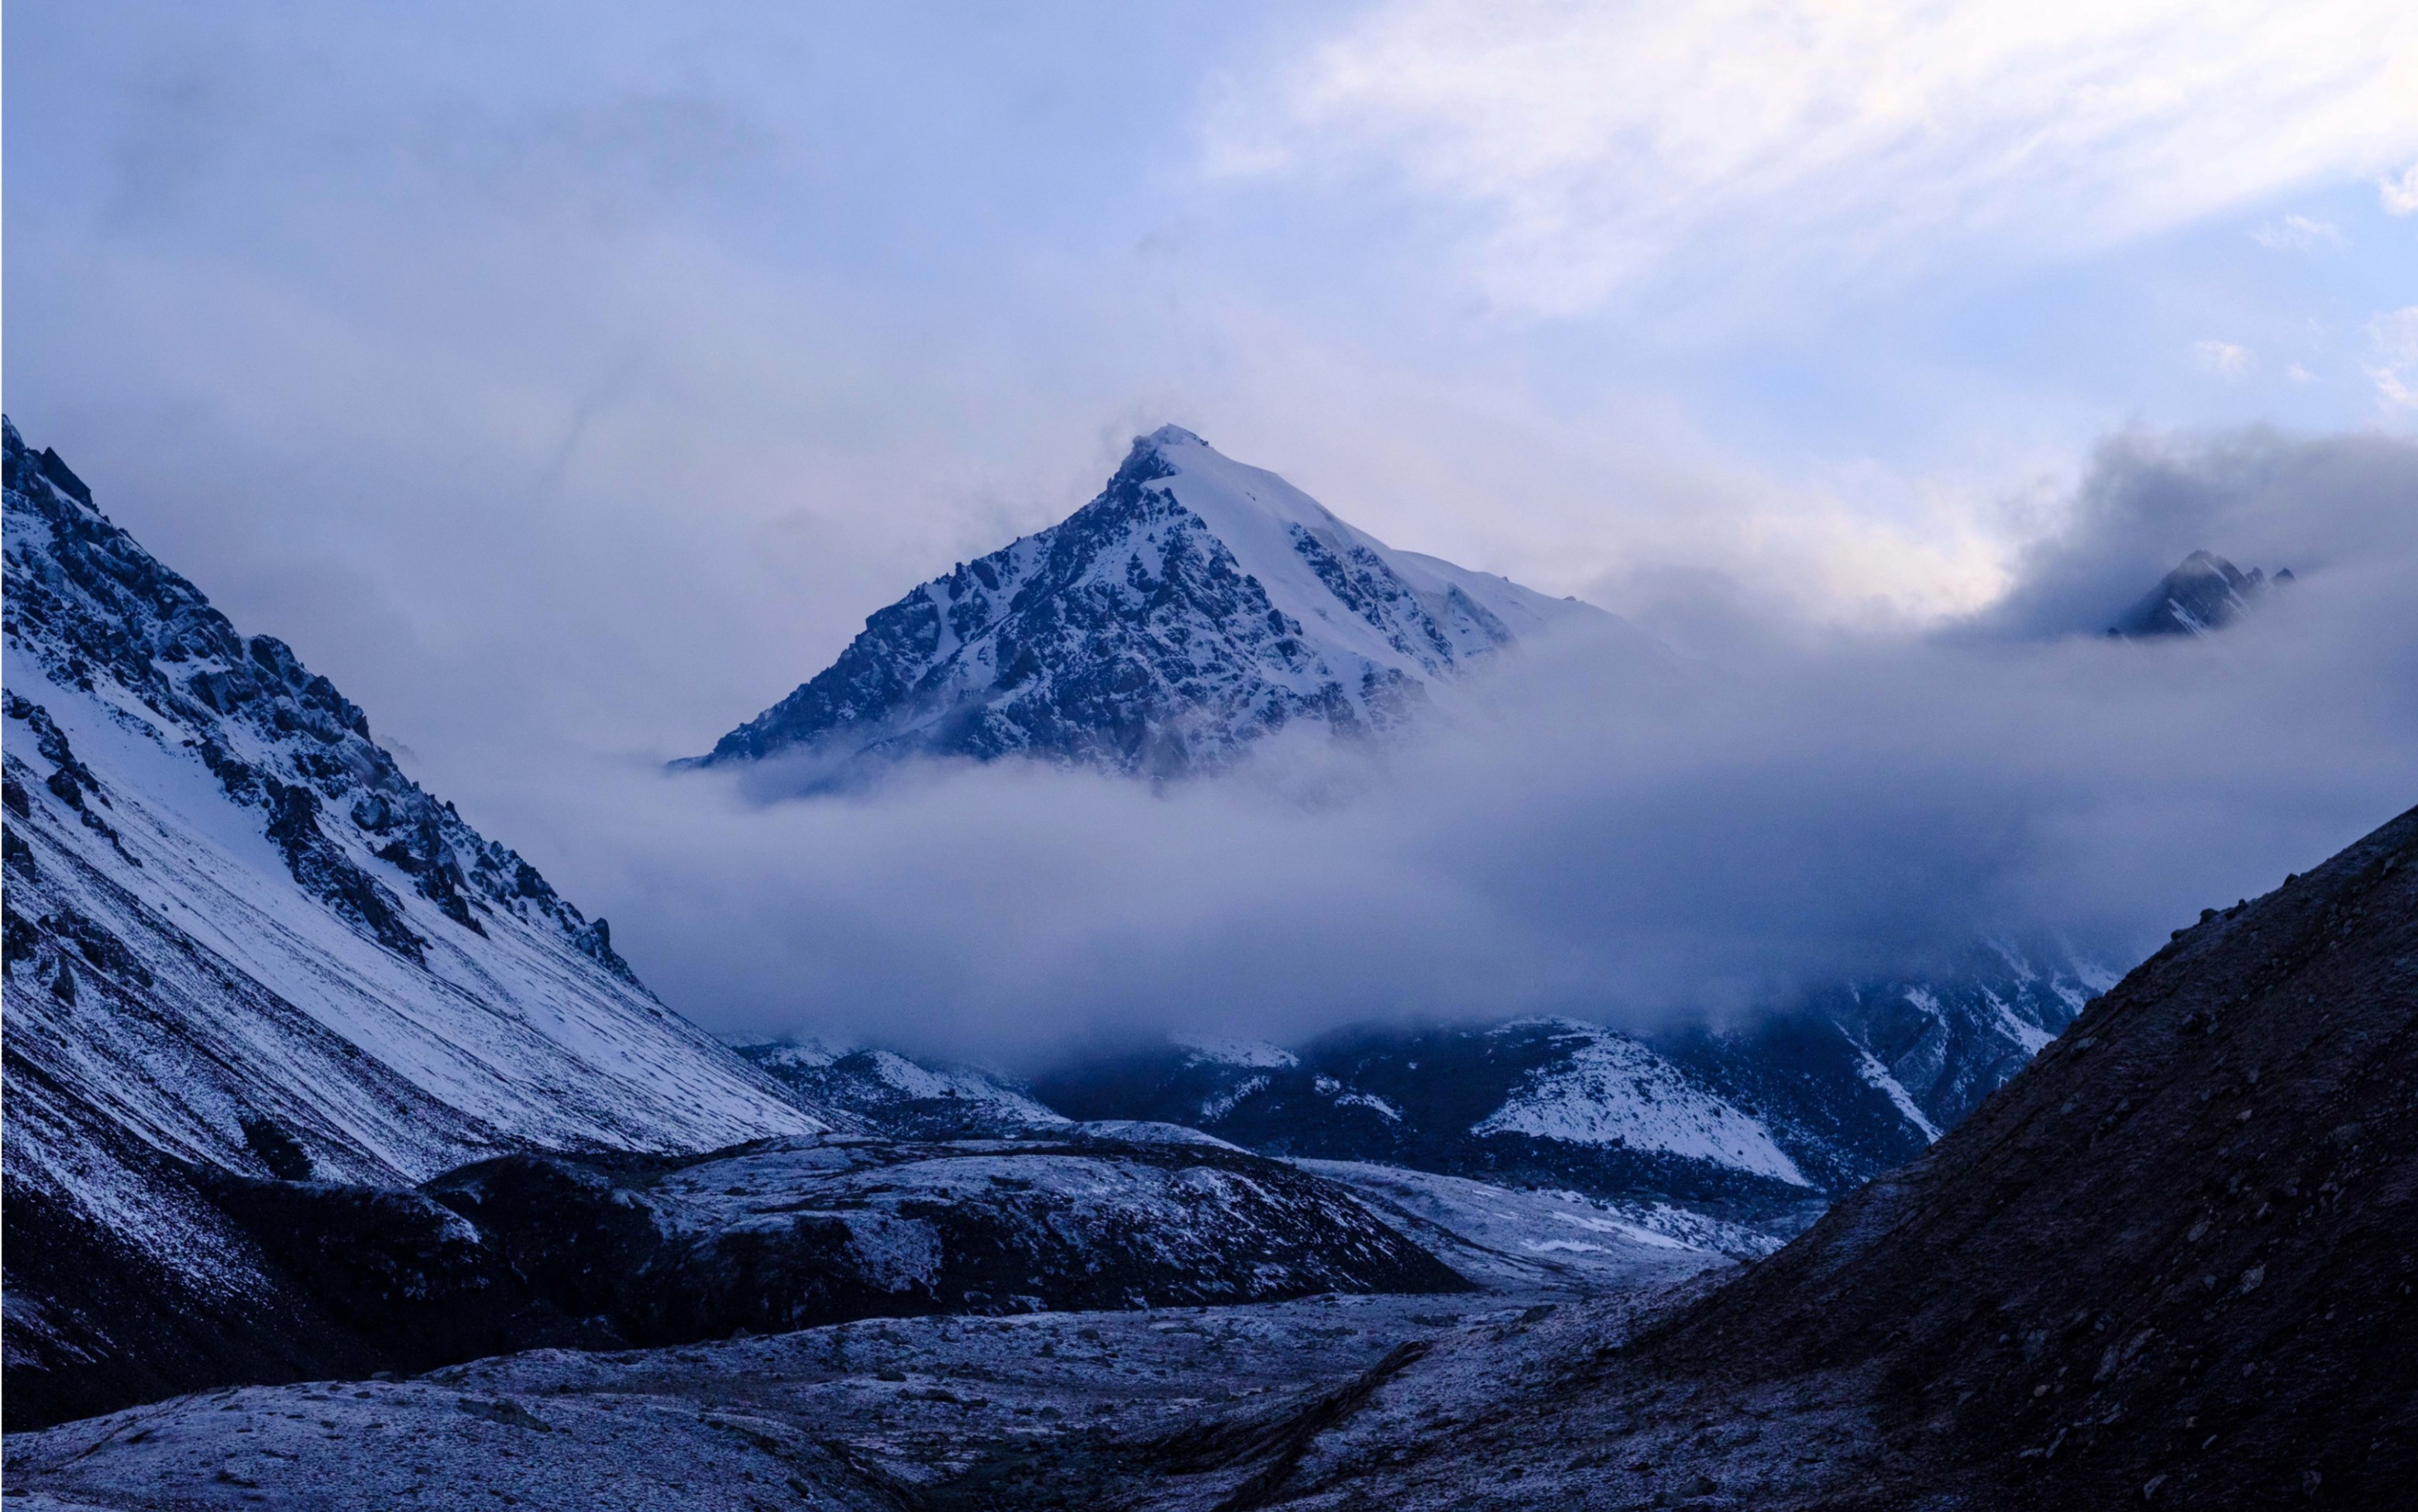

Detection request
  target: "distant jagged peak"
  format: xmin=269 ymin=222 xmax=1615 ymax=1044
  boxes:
xmin=691 ymin=424 xmax=1622 ymax=782
xmin=2107 ymin=548 xmax=2292 ymax=639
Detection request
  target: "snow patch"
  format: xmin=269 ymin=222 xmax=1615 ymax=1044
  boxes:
xmin=1334 ymin=1092 xmax=1403 ymax=1122
xmin=1200 ymin=1074 xmax=1271 ymax=1122
xmin=1179 ymin=1036 xmax=1298 ymax=1069
xmin=1980 ymin=987 xmax=2056 ymax=1056
xmin=1847 ymin=1038 xmax=1944 ymax=1143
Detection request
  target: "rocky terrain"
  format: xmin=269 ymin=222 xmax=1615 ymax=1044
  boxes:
xmin=13 ymin=807 xmax=2396 ymax=1507
xmin=729 ymin=1038 xmax=1071 ymax=1139
xmin=1 ymin=1170 xmax=1728 ymax=1511
xmin=0 ymin=419 xmax=848 ymax=1427
xmin=0 ymin=1290 xmax=1618 ymax=1511
xmin=686 ymin=424 xmax=1622 ymax=782
xmin=44 ymin=793 xmax=2385 ymax=1512
xmin=9 ymin=1128 xmax=1468 ymax=1422
xmin=2110 ymin=549 xmax=2289 ymax=637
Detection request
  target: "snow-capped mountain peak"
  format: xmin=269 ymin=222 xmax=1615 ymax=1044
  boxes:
xmin=690 ymin=426 xmax=1618 ymax=781
xmin=2110 ymin=548 xmax=2286 ymax=638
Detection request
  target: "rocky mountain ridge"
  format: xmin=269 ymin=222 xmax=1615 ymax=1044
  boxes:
xmin=1145 ymin=800 xmax=2416 ymax=1510
xmin=0 ymin=419 xmax=827 ymax=1424
xmin=17 ymin=807 xmax=2398 ymax=1508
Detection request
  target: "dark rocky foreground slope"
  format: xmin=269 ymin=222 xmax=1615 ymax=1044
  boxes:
xmin=1628 ymin=800 xmax=2418 ymax=1507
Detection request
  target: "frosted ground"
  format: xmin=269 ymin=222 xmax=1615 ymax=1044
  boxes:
xmin=3 ymin=1167 xmax=1732 ymax=1509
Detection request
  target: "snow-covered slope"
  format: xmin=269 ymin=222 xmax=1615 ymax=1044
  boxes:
xmin=1469 ymin=1022 xmax=1807 ymax=1186
xmin=693 ymin=426 xmax=1620 ymax=779
xmin=1 ymin=418 xmax=818 ymax=1421
xmin=729 ymin=1036 xmax=1069 ymax=1136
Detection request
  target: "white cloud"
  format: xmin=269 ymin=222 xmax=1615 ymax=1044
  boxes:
xmin=2367 ymin=307 xmax=2418 ymax=411
xmin=2250 ymin=214 xmax=2344 ymax=250
xmin=2192 ymin=340 xmax=2253 ymax=380
xmin=2382 ymin=163 xmax=2418 ymax=214
xmin=1210 ymin=0 xmax=2418 ymax=315
xmin=2286 ymin=363 xmax=2317 ymax=384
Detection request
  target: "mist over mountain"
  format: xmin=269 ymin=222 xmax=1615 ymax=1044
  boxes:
xmin=8 ymin=7 xmax=2413 ymax=1498
xmin=0 ymin=421 xmax=1498 ymax=1429
xmin=531 ymin=427 xmax=2418 ymax=1062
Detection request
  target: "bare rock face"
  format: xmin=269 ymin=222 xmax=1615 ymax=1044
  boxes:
xmin=0 ymin=421 xmax=1475 ymax=1433
xmin=424 ymin=1133 xmax=1472 ymax=1338
xmin=1657 ymin=802 xmax=2418 ymax=1507
xmin=730 ymin=1037 xmax=1074 ymax=1138
xmin=688 ymin=425 xmax=1615 ymax=782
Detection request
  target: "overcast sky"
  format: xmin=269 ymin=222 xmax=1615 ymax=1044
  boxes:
xmin=7 ymin=2 xmax=2416 ymax=1052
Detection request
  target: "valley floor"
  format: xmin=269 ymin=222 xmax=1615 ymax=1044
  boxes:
xmin=2 ymin=1164 xmax=1734 ymax=1510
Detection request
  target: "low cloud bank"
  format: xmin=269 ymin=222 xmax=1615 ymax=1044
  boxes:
xmin=527 ymin=431 xmax=2417 ymax=1064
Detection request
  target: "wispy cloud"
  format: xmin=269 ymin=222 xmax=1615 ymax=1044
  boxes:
xmin=2192 ymin=340 xmax=2253 ymax=380
xmin=2367 ymin=308 xmax=2418 ymax=411
xmin=2382 ymin=163 xmax=2418 ymax=215
xmin=2250 ymin=214 xmax=2344 ymax=251
xmin=1209 ymin=0 xmax=2418 ymax=315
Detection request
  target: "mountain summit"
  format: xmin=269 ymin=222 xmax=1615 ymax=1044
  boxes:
xmin=2110 ymin=548 xmax=2288 ymax=637
xmin=690 ymin=426 xmax=1612 ymax=780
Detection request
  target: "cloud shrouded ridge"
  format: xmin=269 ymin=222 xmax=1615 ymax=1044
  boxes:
xmin=531 ymin=429 xmax=2418 ymax=1064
